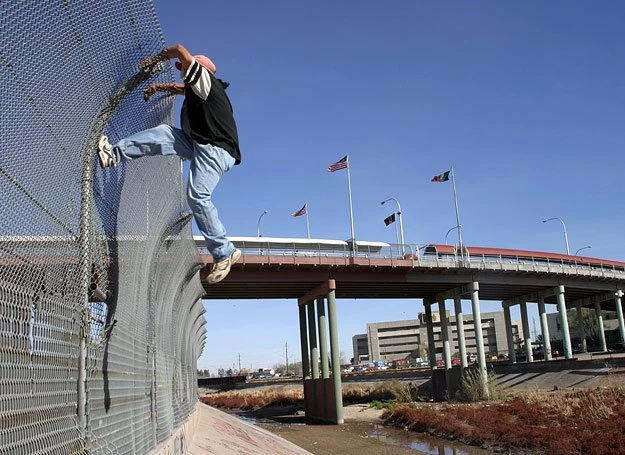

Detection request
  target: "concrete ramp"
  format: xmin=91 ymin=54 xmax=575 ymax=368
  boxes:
xmin=187 ymin=404 xmax=311 ymax=455
xmin=492 ymin=357 xmax=622 ymax=391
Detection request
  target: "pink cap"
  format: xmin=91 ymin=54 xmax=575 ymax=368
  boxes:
xmin=194 ymin=55 xmax=217 ymax=74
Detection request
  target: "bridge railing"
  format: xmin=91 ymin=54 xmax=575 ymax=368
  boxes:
xmin=197 ymin=239 xmax=625 ymax=279
xmin=423 ymin=249 xmax=625 ymax=279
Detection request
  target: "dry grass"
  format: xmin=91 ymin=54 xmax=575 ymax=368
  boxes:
xmin=201 ymin=380 xmax=425 ymax=410
xmin=458 ymin=367 xmax=507 ymax=402
xmin=201 ymin=385 xmax=303 ymax=410
xmin=383 ymin=386 xmax=625 ymax=455
xmin=343 ymin=380 xmax=424 ymax=404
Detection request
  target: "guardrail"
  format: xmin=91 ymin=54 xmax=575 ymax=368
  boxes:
xmin=196 ymin=241 xmax=625 ymax=280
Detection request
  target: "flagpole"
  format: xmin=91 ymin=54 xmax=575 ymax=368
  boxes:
xmin=305 ymin=203 xmax=310 ymax=239
xmin=450 ymin=167 xmax=463 ymax=256
xmin=394 ymin=213 xmax=400 ymax=250
xmin=346 ymin=155 xmax=356 ymax=254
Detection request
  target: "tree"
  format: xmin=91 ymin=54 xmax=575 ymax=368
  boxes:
xmin=196 ymin=368 xmax=210 ymax=378
xmin=273 ymin=361 xmax=302 ymax=376
xmin=405 ymin=343 xmax=428 ymax=361
xmin=566 ymin=308 xmax=613 ymax=348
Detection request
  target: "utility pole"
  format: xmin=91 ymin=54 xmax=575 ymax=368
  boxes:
xmin=238 ymin=353 xmax=241 ymax=372
xmin=285 ymin=341 xmax=289 ymax=375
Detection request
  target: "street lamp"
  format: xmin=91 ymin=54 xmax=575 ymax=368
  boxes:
xmin=257 ymin=210 xmax=269 ymax=237
xmin=381 ymin=197 xmax=405 ymax=255
xmin=574 ymin=246 xmax=591 ymax=256
xmin=542 ymin=217 xmax=570 ymax=255
xmin=445 ymin=225 xmax=461 ymax=245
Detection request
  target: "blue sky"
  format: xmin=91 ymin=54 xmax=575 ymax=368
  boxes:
xmin=153 ymin=1 xmax=625 ymax=373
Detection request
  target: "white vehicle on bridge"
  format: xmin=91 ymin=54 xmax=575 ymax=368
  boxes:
xmin=194 ymin=236 xmax=394 ymax=258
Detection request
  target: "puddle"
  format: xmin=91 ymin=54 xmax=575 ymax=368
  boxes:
xmin=234 ymin=414 xmax=258 ymax=425
xmin=368 ymin=424 xmax=495 ymax=455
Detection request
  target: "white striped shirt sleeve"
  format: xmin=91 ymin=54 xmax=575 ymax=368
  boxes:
xmin=181 ymin=58 xmax=212 ymax=100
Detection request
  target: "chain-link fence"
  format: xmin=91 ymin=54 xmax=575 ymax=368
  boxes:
xmin=0 ymin=1 xmax=204 ymax=453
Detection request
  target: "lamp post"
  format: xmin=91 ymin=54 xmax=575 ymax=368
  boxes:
xmin=381 ymin=197 xmax=405 ymax=255
xmin=445 ymin=225 xmax=461 ymax=245
xmin=257 ymin=210 xmax=269 ymax=237
xmin=542 ymin=217 xmax=570 ymax=255
xmin=574 ymin=246 xmax=591 ymax=256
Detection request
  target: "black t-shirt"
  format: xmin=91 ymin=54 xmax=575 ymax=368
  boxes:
xmin=181 ymin=70 xmax=241 ymax=165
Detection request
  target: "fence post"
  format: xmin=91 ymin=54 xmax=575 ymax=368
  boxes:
xmin=77 ymin=138 xmax=95 ymax=438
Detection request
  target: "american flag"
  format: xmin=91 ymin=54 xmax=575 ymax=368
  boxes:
xmin=292 ymin=204 xmax=307 ymax=217
xmin=327 ymin=155 xmax=348 ymax=172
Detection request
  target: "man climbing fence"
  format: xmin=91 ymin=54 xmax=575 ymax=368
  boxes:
xmin=98 ymin=43 xmax=242 ymax=284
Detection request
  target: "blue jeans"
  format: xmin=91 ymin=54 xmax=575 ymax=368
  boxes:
xmin=113 ymin=124 xmax=236 ymax=261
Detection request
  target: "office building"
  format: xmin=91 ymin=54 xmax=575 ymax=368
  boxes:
xmin=352 ymin=310 xmax=523 ymax=363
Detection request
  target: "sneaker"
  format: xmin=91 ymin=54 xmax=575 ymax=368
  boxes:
xmin=97 ymin=135 xmax=116 ymax=168
xmin=207 ymin=248 xmax=241 ymax=284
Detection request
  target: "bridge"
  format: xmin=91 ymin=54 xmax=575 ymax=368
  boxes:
xmin=197 ymin=236 xmax=625 ymax=302
xmin=196 ymin=236 xmax=625 ymax=422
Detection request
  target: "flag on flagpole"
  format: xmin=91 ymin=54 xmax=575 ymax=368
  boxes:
xmin=291 ymin=204 xmax=307 ymax=217
xmin=431 ymin=170 xmax=451 ymax=182
xmin=328 ymin=155 xmax=348 ymax=172
xmin=327 ymin=154 xmax=355 ymax=251
xmin=384 ymin=213 xmax=396 ymax=226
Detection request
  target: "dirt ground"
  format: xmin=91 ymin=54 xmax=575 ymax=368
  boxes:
xmin=255 ymin=405 xmax=420 ymax=455
xmin=202 ymin=359 xmax=625 ymax=454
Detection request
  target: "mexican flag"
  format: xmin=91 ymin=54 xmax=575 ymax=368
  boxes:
xmin=431 ymin=170 xmax=450 ymax=182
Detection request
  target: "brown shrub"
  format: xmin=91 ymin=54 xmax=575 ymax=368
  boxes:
xmin=201 ymin=386 xmax=304 ymax=410
xmin=201 ymin=381 xmax=420 ymax=410
xmin=383 ymin=387 xmax=625 ymax=455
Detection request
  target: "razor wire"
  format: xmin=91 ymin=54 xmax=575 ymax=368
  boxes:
xmin=0 ymin=1 xmax=205 ymax=453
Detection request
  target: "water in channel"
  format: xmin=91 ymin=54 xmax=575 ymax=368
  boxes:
xmin=367 ymin=423 xmax=495 ymax=454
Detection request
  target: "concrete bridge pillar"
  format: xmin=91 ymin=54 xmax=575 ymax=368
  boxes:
xmin=469 ymin=281 xmax=489 ymax=398
xmin=520 ymin=301 xmax=533 ymax=362
xmin=423 ymin=298 xmax=437 ymax=369
xmin=438 ymin=296 xmax=452 ymax=387
xmin=327 ymin=289 xmax=344 ymax=424
xmin=453 ymin=290 xmax=467 ymax=369
xmin=538 ymin=296 xmax=552 ymax=361
xmin=307 ymin=302 xmax=320 ymax=379
xmin=298 ymin=304 xmax=310 ymax=378
xmin=594 ymin=301 xmax=607 ymax=352
xmin=614 ymin=290 xmax=625 ymax=349
xmin=576 ymin=306 xmax=588 ymax=353
xmin=556 ymin=285 xmax=573 ymax=359
xmin=317 ymin=297 xmax=329 ymax=378
xmin=503 ymin=304 xmax=516 ymax=363
xmin=298 ymin=280 xmax=342 ymax=424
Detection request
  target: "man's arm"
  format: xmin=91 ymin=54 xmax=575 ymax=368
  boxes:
xmin=140 ymin=43 xmax=212 ymax=100
xmin=143 ymin=82 xmax=185 ymax=101
xmin=140 ymin=43 xmax=194 ymax=74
